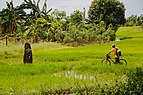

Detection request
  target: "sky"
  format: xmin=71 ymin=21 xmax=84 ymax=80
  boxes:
xmin=0 ymin=0 xmax=143 ymax=18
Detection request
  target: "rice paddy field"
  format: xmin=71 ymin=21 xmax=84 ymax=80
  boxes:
xmin=0 ymin=26 xmax=143 ymax=94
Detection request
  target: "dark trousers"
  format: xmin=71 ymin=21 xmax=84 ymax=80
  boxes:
xmin=115 ymin=58 xmax=119 ymax=64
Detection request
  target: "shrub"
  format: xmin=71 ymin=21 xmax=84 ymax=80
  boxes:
xmin=124 ymin=67 xmax=143 ymax=94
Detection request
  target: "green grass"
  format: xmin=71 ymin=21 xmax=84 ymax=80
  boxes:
xmin=0 ymin=26 xmax=143 ymax=93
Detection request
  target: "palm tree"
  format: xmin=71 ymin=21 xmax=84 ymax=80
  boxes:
xmin=0 ymin=0 xmax=26 ymax=45
xmin=21 ymin=0 xmax=52 ymax=19
xmin=41 ymin=0 xmax=52 ymax=20
xmin=24 ymin=16 xmax=49 ymax=43
xmin=19 ymin=0 xmax=52 ymax=43
xmin=0 ymin=0 xmax=52 ymax=45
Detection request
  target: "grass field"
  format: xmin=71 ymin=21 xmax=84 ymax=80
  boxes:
xmin=0 ymin=26 xmax=143 ymax=94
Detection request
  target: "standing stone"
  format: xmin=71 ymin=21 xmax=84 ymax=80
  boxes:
xmin=23 ymin=43 xmax=33 ymax=63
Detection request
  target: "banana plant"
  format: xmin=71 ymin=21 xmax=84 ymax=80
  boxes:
xmin=21 ymin=0 xmax=52 ymax=20
xmin=0 ymin=0 xmax=26 ymax=46
xmin=24 ymin=16 xmax=49 ymax=43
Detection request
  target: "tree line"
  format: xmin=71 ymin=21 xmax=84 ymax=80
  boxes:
xmin=125 ymin=15 xmax=143 ymax=26
xmin=0 ymin=0 xmax=125 ymax=46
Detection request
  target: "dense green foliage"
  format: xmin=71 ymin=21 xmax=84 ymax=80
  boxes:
xmin=0 ymin=0 xmax=52 ymax=45
xmin=88 ymin=0 xmax=125 ymax=30
xmin=125 ymin=14 xmax=143 ymax=26
xmin=51 ymin=9 xmax=66 ymax=19
xmin=0 ymin=0 xmax=125 ymax=46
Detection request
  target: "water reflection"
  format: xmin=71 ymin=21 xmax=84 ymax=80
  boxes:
xmin=53 ymin=70 xmax=94 ymax=80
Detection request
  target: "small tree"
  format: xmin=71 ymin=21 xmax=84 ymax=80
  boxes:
xmin=103 ymin=24 xmax=115 ymax=41
xmin=51 ymin=9 xmax=66 ymax=19
xmin=125 ymin=14 xmax=143 ymax=26
xmin=25 ymin=17 xmax=49 ymax=43
xmin=67 ymin=10 xmax=83 ymax=26
xmin=0 ymin=0 xmax=26 ymax=45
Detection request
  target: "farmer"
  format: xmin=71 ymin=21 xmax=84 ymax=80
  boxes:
xmin=23 ymin=43 xmax=33 ymax=63
xmin=107 ymin=44 xmax=121 ymax=64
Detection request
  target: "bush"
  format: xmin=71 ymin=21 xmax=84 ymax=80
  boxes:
xmin=124 ymin=67 xmax=143 ymax=94
xmin=109 ymin=67 xmax=143 ymax=95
